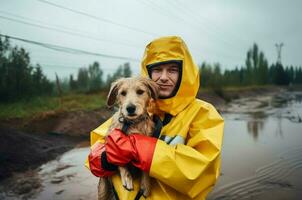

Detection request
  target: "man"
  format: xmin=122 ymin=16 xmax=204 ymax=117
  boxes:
xmin=86 ymin=36 xmax=224 ymax=199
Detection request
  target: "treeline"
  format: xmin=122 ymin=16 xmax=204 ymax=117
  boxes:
xmin=0 ymin=36 xmax=132 ymax=102
xmin=200 ymin=43 xmax=302 ymax=88
xmin=66 ymin=62 xmax=132 ymax=93
xmin=1 ymin=36 xmax=302 ymax=103
xmin=0 ymin=36 xmax=53 ymax=102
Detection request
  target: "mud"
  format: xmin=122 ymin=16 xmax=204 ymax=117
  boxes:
xmin=0 ymin=126 xmax=80 ymax=180
xmin=0 ymin=86 xmax=301 ymax=200
xmin=0 ymin=107 xmax=114 ymax=180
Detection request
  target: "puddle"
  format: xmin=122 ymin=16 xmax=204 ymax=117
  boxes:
xmin=1 ymin=91 xmax=301 ymax=200
xmin=0 ymin=147 xmax=98 ymax=200
xmin=208 ymin=91 xmax=302 ymax=200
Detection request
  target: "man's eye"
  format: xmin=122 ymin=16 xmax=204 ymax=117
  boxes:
xmin=152 ymin=68 xmax=161 ymax=73
xmin=136 ymin=89 xmax=144 ymax=95
xmin=169 ymin=68 xmax=179 ymax=73
xmin=120 ymin=91 xmax=127 ymax=96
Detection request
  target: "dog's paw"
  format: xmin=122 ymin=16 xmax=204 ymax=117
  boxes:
xmin=140 ymin=185 xmax=151 ymax=197
xmin=140 ymin=180 xmax=151 ymax=197
xmin=140 ymin=172 xmax=151 ymax=197
xmin=120 ymin=169 xmax=133 ymax=191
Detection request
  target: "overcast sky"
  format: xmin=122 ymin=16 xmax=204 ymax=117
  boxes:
xmin=0 ymin=0 xmax=301 ymax=80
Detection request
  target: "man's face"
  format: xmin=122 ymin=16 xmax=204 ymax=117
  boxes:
xmin=150 ymin=63 xmax=180 ymax=98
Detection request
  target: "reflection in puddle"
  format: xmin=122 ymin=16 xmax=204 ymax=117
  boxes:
xmin=247 ymin=120 xmax=264 ymax=140
xmin=34 ymin=147 xmax=98 ymax=200
xmin=208 ymin=91 xmax=302 ymax=200
xmin=0 ymin=170 xmax=43 ymax=200
xmin=0 ymin=147 xmax=98 ymax=200
xmin=209 ymin=146 xmax=302 ymax=200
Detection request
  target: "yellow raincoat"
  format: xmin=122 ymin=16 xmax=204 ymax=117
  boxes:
xmin=86 ymin=36 xmax=224 ymax=199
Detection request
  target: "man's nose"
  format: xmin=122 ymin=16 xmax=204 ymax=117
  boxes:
xmin=159 ymin=70 xmax=168 ymax=81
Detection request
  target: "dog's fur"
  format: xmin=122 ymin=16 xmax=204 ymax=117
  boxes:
xmin=98 ymin=77 xmax=159 ymax=200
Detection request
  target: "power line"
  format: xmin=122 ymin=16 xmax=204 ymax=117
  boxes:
xmin=0 ymin=10 xmax=83 ymax=33
xmin=39 ymin=63 xmax=82 ymax=69
xmin=35 ymin=0 xmax=158 ymax=37
xmin=0 ymin=13 xmax=141 ymax=48
xmin=137 ymin=0 xmax=243 ymax=61
xmin=172 ymin=0 xmax=250 ymax=46
xmin=0 ymin=33 xmax=140 ymax=62
xmin=40 ymin=63 xmax=130 ymax=74
xmin=1 ymin=2 xmax=243 ymax=63
xmin=164 ymin=0 xmax=244 ymax=50
xmin=139 ymin=0 xmax=188 ymax=24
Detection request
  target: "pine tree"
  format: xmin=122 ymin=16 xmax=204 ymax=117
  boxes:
xmin=77 ymin=67 xmax=89 ymax=92
xmin=88 ymin=61 xmax=103 ymax=92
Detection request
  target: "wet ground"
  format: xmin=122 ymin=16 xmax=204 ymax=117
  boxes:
xmin=0 ymin=90 xmax=301 ymax=200
xmin=0 ymin=142 xmax=98 ymax=200
xmin=208 ymin=90 xmax=302 ymax=200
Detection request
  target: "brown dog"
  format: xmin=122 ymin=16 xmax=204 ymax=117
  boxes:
xmin=98 ymin=77 xmax=159 ymax=200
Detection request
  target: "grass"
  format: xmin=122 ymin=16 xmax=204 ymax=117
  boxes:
xmin=0 ymin=92 xmax=107 ymax=120
xmin=2 ymin=85 xmax=299 ymax=120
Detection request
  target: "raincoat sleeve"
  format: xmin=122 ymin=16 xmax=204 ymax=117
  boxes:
xmin=85 ymin=118 xmax=114 ymax=177
xmin=149 ymin=104 xmax=224 ymax=198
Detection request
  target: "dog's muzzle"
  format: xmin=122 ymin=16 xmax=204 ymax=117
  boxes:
xmin=126 ymin=104 xmax=136 ymax=116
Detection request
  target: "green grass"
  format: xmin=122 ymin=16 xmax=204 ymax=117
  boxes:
xmin=0 ymin=92 xmax=106 ymax=120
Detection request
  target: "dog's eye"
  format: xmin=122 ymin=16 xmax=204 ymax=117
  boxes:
xmin=120 ymin=91 xmax=127 ymax=96
xmin=136 ymin=89 xmax=144 ymax=95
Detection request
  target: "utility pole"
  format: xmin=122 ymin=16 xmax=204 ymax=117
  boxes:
xmin=275 ymin=43 xmax=284 ymax=64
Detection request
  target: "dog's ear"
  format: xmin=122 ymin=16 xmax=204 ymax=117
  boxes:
xmin=144 ymin=78 xmax=159 ymax=100
xmin=107 ymin=80 xmax=121 ymax=107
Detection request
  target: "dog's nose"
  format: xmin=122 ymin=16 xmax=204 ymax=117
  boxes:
xmin=126 ymin=104 xmax=136 ymax=114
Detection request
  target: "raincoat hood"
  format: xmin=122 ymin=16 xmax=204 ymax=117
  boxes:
xmin=141 ymin=36 xmax=200 ymax=116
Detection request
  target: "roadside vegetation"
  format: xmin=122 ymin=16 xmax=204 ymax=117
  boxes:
xmin=1 ymin=36 xmax=301 ymax=120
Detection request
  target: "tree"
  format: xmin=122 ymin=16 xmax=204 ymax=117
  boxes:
xmin=0 ymin=36 xmax=10 ymax=99
xmin=77 ymin=67 xmax=89 ymax=91
xmin=199 ymin=62 xmax=212 ymax=87
xmin=285 ymin=65 xmax=295 ymax=84
xmin=88 ymin=61 xmax=103 ymax=92
xmin=293 ymin=66 xmax=302 ymax=84
xmin=0 ymin=36 xmax=53 ymax=101
xmin=123 ymin=62 xmax=132 ymax=77
xmin=271 ymin=63 xmax=290 ymax=85
xmin=244 ymin=43 xmax=268 ymax=85
xmin=32 ymin=64 xmax=44 ymax=94
xmin=105 ymin=63 xmax=133 ymax=88
xmin=69 ymin=74 xmax=78 ymax=91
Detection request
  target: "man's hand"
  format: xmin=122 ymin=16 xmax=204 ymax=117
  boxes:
xmin=88 ymin=141 xmax=117 ymax=177
xmin=105 ymin=129 xmax=157 ymax=172
xmin=105 ymin=129 xmax=136 ymax=166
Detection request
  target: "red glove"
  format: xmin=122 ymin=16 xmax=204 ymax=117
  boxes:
xmin=105 ymin=129 xmax=136 ymax=166
xmin=129 ymin=134 xmax=157 ymax=171
xmin=88 ymin=141 xmax=117 ymax=177
xmin=106 ymin=129 xmax=157 ymax=172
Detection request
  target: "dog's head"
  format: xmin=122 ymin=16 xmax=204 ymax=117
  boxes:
xmin=107 ymin=77 xmax=159 ymax=120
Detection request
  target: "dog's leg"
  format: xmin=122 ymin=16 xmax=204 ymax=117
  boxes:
xmin=119 ymin=166 xmax=133 ymax=191
xmin=141 ymin=172 xmax=151 ymax=197
xmin=98 ymin=178 xmax=114 ymax=200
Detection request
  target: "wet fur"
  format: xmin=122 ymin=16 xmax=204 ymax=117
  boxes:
xmin=98 ymin=77 xmax=158 ymax=200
